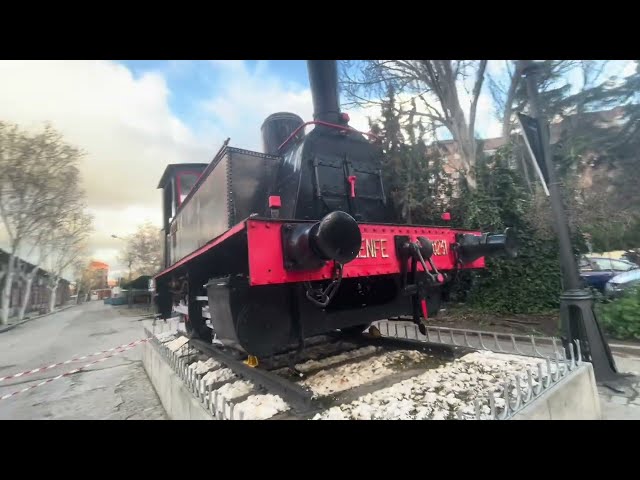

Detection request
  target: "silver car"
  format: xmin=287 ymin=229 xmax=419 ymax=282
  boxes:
xmin=605 ymin=268 xmax=640 ymax=298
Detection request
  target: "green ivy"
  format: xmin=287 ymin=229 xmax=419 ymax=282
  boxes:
xmin=370 ymin=92 xmax=595 ymax=315
xmin=596 ymin=287 xmax=640 ymax=340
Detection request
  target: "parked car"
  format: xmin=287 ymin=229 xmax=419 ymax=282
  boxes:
xmin=621 ymin=250 xmax=640 ymax=266
xmin=605 ymin=269 xmax=640 ymax=298
xmin=578 ymin=256 xmax=639 ymax=292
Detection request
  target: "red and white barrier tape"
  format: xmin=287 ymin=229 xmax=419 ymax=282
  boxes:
xmin=0 ymin=338 xmax=149 ymax=384
xmin=0 ymin=338 xmax=151 ymax=401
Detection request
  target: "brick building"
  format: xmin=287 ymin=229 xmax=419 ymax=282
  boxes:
xmin=434 ymin=107 xmax=627 ymax=182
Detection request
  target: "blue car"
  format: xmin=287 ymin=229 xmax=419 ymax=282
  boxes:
xmin=578 ymin=256 xmax=639 ymax=292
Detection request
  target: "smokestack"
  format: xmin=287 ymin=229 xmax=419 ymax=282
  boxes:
xmin=307 ymin=60 xmax=341 ymax=124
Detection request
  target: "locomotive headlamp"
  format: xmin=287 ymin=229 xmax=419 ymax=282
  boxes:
xmin=282 ymin=211 xmax=361 ymax=271
xmin=456 ymin=227 xmax=518 ymax=264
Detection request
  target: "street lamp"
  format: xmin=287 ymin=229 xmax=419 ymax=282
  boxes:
xmin=520 ymin=61 xmax=621 ymax=386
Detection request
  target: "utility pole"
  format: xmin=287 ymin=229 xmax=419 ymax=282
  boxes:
xmin=521 ymin=61 xmax=621 ymax=385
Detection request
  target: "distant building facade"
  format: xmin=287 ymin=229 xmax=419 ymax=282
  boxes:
xmin=434 ymin=107 xmax=627 ymax=183
xmin=88 ymin=261 xmax=109 ymax=290
xmin=0 ymin=249 xmax=71 ymax=318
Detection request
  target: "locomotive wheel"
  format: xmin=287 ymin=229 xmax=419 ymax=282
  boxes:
xmin=185 ymin=279 xmax=212 ymax=343
xmin=187 ymin=307 xmax=212 ymax=342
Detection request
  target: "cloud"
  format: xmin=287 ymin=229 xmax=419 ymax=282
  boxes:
xmin=0 ymin=60 xmax=213 ymax=277
xmin=622 ymin=61 xmax=637 ymax=78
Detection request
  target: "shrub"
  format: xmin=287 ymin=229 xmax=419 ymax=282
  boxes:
xmin=596 ymin=287 xmax=640 ymax=340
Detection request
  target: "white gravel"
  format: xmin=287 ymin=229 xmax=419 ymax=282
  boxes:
xmin=235 ymin=394 xmax=290 ymax=420
xmin=202 ymin=368 xmax=237 ymax=386
xmin=295 ymin=346 xmax=380 ymax=373
xmin=312 ymin=350 xmax=550 ymax=420
xmin=215 ymin=380 xmax=255 ymax=400
xmin=189 ymin=358 xmax=221 ymax=375
xmin=166 ymin=336 xmax=189 ymax=352
xmin=300 ymin=349 xmax=431 ymax=397
xmin=155 ymin=332 xmax=176 ymax=343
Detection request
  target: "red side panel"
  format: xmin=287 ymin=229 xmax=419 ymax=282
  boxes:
xmin=154 ymin=221 xmax=247 ymax=280
xmin=246 ymin=219 xmax=485 ymax=286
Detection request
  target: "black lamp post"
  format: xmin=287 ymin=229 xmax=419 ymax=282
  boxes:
xmin=520 ymin=61 xmax=621 ymax=385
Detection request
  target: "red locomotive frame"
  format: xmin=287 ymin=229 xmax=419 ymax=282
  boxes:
xmin=154 ymin=217 xmax=486 ymax=287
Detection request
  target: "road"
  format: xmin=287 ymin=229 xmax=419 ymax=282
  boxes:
xmin=0 ymin=301 xmax=166 ymax=420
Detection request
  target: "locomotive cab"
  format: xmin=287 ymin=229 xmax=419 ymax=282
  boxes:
xmin=157 ymin=163 xmax=207 ymax=269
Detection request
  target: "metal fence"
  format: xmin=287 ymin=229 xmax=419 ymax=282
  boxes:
xmin=145 ymin=328 xmax=245 ymax=420
xmin=373 ymin=320 xmax=585 ymax=420
xmin=145 ymin=322 xmax=586 ymax=421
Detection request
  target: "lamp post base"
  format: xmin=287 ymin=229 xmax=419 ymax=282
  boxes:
xmin=559 ymin=288 xmax=624 ymax=386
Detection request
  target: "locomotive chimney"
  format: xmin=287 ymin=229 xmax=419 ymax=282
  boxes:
xmin=307 ymin=60 xmax=341 ymax=124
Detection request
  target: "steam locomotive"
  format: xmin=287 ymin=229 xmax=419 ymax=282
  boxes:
xmin=152 ymin=60 xmax=517 ymax=359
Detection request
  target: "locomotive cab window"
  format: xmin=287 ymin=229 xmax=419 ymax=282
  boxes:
xmin=177 ymin=172 xmax=200 ymax=205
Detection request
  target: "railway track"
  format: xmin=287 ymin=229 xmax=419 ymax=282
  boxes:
xmin=146 ymin=318 xmax=584 ymax=420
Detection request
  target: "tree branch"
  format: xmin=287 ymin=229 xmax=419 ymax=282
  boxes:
xmin=469 ymin=60 xmax=488 ymax=139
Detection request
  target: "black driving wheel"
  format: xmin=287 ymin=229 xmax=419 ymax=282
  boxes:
xmin=186 ymin=279 xmax=211 ymax=342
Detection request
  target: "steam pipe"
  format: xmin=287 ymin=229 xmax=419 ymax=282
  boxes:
xmin=307 ymin=60 xmax=341 ymax=124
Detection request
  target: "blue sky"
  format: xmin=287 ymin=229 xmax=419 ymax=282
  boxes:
xmin=117 ymin=59 xmax=635 ymax=143
xmin=120 ymin=60 xmax=311 ymax=136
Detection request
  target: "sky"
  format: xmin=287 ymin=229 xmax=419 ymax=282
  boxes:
xmin=0 ymin=60 xmax=635 ymax=280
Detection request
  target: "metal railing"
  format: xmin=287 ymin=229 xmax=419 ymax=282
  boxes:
xmin=145 ymin=328 xmax=246 ymax=420
xmin=373 ymin=320 xmax=585 ymax=420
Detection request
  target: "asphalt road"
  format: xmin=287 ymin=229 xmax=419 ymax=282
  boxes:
xmin=0 ymin=301 xmax=167 ymax=420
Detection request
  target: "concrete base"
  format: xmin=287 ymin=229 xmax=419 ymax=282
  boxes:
xmin=139 ymin=318 xmax=603 ymax=420
xmin=141 ymin=338 xmax=212 ymax=420
xmin=511 ymin=364 xmax=601 ymax=420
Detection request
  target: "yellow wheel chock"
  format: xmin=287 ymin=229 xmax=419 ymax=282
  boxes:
xmin=244 ymin=355 xmax=259 ymax=368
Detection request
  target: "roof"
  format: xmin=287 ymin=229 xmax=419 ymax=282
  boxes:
xmin=157 ymin=163 xmax=208 ymax=189
xmin=89 ymin=261 xmax=109 ymax=270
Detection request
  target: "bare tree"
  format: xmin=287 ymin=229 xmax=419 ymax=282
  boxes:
xmin=341 ymin=60 xmax=488 ymax=189
xmin=42 ymin=209 xmax=92 ymax=313
xmin=71 ymin=257 xmax=89 ymax=304
xmin=486 ymin=60 xmax=607 ymax=141
xmin=119 ymin=221 xmax=162 ymax=278
xmin=0 ymin=122 xmax=90 ymax=323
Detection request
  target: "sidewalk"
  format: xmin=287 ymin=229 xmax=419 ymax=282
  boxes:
xmin=0 ymin=303 xmax=78 ymax=334
xmin=599 ymin=354 xmax=640 ymax=419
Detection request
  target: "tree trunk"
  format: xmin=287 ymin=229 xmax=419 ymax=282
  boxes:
xmin=17 ymin=267 xmax=38 ymax=321
xmin=449 ymin=114 xmax=477 ymax=189
xmin=48 ymin=278 xmax=59 ymax=313
xmin=0 ymin=255 xmax=16 ymax=325
xmin=501 ymin=61 xmax=524 ymax=142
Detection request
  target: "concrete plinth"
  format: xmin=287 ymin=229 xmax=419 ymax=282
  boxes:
xmin=511 ymin=363 xmax=601 ymax=420
xmin=141 ymin=339 xmax=212 ymax=420
xmin=140 ymin=319 xmax=603 ymax=420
